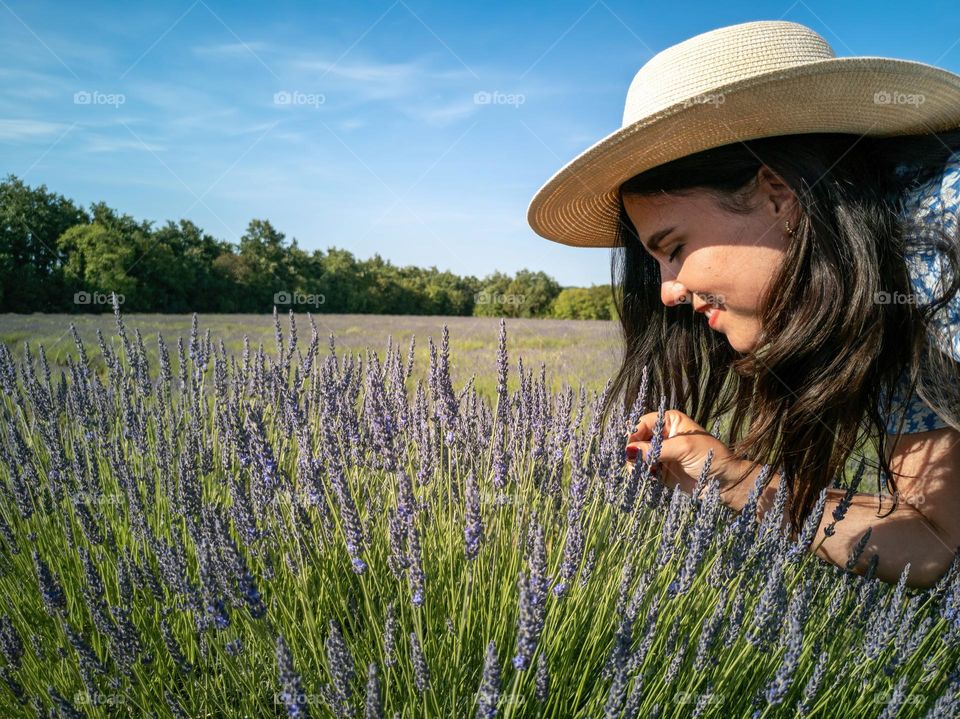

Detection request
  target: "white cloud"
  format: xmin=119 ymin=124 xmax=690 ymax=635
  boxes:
xmin=83 ymin=135 xmax=166 ymax=153
xmin=408 ymin=98 xmax=478 ymax=126
xmin=0 ymin=119 xmax=70 ymax=141
xmin=192 ymin=40 xmax=272 ymax=57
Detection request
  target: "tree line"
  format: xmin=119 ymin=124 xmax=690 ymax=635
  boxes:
xmin=0 ymin=174 xmax=615 ymax=319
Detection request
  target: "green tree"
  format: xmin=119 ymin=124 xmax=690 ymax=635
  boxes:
xmin=472 ymin=270 xmax=513 ymax=317
xmin=505 ymin=269 xmax=563 ymax=318
xmin=0 ymin=174 xmax=89 ymax=311
xmin=237 ymin=219 xmax=301 ymax=310
xmin=551 ymin=285 xmax=615 ymax=319
xmin=57 ymin=223 xmax=138 ymax=310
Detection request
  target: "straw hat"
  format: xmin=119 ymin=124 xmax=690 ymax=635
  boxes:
xmin=526 ymin=20 xmax=960 ymax=248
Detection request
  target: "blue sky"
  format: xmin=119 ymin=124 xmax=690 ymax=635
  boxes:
xmin=3 ymin=0 xmax=960 ymax=287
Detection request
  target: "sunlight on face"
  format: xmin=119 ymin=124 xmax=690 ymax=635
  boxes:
xmin=622 ymin=186 xmax=793 ymax=353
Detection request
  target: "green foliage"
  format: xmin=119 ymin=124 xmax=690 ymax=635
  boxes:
xmin=473 ymin=270 xmax=563 ymax=318
xmin=0 ymin=175 xmax=89 ymax=311
xmin=0 ymin=175 xmax=602 ymax=318
xmin=550 ymin=286 xmax=615 ymax=320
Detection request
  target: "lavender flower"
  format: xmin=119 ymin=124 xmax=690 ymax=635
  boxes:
xmin=535 ymin=651 xmax=549 ymax=703
xmin=225 ymin=639 xmax=243 ymax=656
xmin=160 ymin=616 xmax=192 ymax=675
xmin=0 ymin=666 xmax=26 ymax=707
xmin=654 ymin=487 xmax=686 ymax=570
xmin=512 ymin=519 xmax=548 ymax=670
xmin=277 ymin=634 xmax=311 ymax=719
xmin=845 ymin=527 xmax=873 ymax=571
xmin=383 ymin=602 xmax=397 ymax=668
xmin=325 ymin=619 xmax=356 ymax=717
xmin=409 ymin=632 xmax=430 ymax=694
xmin=407 ymin=519 xmax=426 ymax=607
xmin=364 ymin=662 xmax=382 ymax=719
xmin=824 ymin=471 xmax=861 ymax=537
xmin=796 ymin=650 xmax=828 ymax=716
xmin=671 ymin=480 xmax=721 ymax=596
xmin=694 ymin=588 xmax=729 ymax=671
xmin=621 ymin=673 xmax=645 ymax=718
xmin=722 ymin=590 xmax=747 ymax=650
xmin=764 ymin=622 xmax=803 ymax=705
xmin=464 ymin=469 xmax=485 ymax=561
xmin=32 ymin=549 xmax=66 ymax=616
xmin=876 ymin=675 xmax=909 ymax=719
xmin=603 ymin=612 xmax=634 ymax=718
xmin=0 ymin=615 xmax=24 ymax=670
xmin=475 ymin=640 xmax=501 ymax=719
xmin=48 ymin=686 xmax=85 ymax=719
xmin=746 ymin=561 xmax=787 ymax=650
xmin=786 ymin=488 xmax=829 ymax=563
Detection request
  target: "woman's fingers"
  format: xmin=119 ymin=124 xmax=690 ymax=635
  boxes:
xmin=628 ymin=409 xmax=685 ymax=442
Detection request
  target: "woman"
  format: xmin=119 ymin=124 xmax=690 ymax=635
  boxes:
xmin=526 ymin=20 xmax=960 ymax=589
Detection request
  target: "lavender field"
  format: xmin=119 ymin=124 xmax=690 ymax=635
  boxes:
xmin=0 ymin=307 xmax=958 ymax=718
xmin=0 ymin=313 xmax=623 ymax=404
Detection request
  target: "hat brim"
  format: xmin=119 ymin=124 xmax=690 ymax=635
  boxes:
xmin=527 ymin=56 xmax=960 ymax=248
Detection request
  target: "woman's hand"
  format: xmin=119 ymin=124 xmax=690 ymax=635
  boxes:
xmin=625 ymin=410 xmax=744 ymax=499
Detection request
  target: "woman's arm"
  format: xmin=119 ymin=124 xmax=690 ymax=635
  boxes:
xmin=721 ymin=428 xmax=960 ymax=589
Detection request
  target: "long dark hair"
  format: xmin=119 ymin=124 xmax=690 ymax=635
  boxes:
xmin=598 ymin=129 xmax=960 ymax=538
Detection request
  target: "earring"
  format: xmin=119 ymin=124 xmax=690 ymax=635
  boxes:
xmin=784 ymin=219 xmax=796 ymax=238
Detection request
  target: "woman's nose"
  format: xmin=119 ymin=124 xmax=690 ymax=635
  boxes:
xmin=661 ymin=280 xmax=691 ymax=307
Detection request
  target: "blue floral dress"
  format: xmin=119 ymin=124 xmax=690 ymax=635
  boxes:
xmin=879 ymin=148 xmax=960 ymax=434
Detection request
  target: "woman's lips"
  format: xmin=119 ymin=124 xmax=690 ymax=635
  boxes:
xmin=707 ymin=307 xmax=721 ymax=328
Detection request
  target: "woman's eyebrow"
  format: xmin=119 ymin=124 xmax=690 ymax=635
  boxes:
xmin=642 ymin=226 xmax=676 ymax=252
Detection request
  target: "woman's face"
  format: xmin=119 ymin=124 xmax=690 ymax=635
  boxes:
xmin=622 ymin=170 xmax=797 ymax=353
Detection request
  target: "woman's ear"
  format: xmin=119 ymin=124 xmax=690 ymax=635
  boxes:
xmin=756 ymin=165 xmax=798 ymax=220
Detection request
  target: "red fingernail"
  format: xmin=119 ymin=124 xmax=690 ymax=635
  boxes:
xmin=625 ymin=446 xmax=639 ymax=461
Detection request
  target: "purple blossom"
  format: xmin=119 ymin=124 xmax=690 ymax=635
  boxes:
xmin=32 ymin=549 xmax=66 ymax=616
xmin=535 ymin=651 xmax=549 ymax=703
xmin=746 ymin=561 xmax=787 ymax=650
xmin=325 ymin=619 xmax=356 ymax=716
xmin=694 ymin=588 xmax=729 ymax=671
xmin=475 ymin=640 xmax=501 ymax=719
xmin=464 ymin=469 xmax=485 ymax=561
xmin=407 ymin=518 xmax=426 ymax=607
xmin=512 ymin=519 xmax=548 ymax=671
xmin=364 ymin=662 xmax=383 ymax=719
xmin=276 ymin=635 xmax=311 ymax=719
xmin=409 ymin=632 xmax=430 ymax=694
xmin=383 ymin=602 xmax=397 ymax=668
xmin=0 ymin=616 xmax=24 ymax=671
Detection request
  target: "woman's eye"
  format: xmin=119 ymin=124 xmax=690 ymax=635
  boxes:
xmin=667 ymin=244 xmax=684 ymax=262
